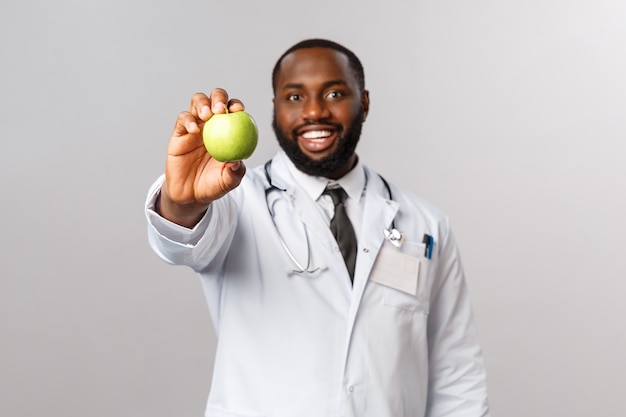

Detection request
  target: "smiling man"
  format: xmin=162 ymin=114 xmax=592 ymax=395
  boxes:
xmin=272 ymin=44 xmax=368 ymax=179
xmin=145 ymin=39 xmax=490 ymax=417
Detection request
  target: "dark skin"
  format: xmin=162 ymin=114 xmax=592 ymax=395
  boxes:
xmin=273 ymin=47 xmax=369 ymax=178
xmin=155 ymin=89 xmax=246 ymax=228
xmin=157 ymin=47 xmax=370 ymax=228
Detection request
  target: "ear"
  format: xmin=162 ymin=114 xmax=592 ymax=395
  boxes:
xmin=361 ymin=90 xmax=370 ymax=121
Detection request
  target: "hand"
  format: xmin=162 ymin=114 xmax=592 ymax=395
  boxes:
xmin=157 ymin=89 xmax=247 ymax=227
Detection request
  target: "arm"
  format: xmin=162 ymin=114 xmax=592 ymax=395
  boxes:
xmin=157 ymin=89 xmax=247 ymax=228
xmin=145 ymin=177 xmax=239 ymax=272
xmin=425 ymin=222 xmax=490 ymax=417
xmin=145 ymin=89 xmax=248 ymax=271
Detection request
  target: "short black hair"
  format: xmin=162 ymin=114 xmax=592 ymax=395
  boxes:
xmin=271 ymin=38 xmax=365 ymax=94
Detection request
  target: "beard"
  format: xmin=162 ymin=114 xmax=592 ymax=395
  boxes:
xmin=272 ymin=107 xmax=365 ymax=178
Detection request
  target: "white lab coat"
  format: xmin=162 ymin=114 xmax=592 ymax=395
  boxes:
xmin=145 ymin=151 xmax=490 ymax=417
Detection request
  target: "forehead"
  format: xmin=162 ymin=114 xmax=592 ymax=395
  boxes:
xmin=275 ymin=47 xmax=357 ymax=89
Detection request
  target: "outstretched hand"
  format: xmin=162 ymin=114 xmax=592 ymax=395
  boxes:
xmin=157 ymin=89 xmax=248 ymax=228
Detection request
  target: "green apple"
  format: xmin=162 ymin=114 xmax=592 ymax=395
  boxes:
xmin=202 ymin=109 xmax=259 ymax=162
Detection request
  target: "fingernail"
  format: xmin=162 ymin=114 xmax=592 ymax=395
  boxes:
xmin=213 ymin=102 xmax=225 ymax=113
xmin=189 ymin=122 xmax=198 ymax=132
xmin=200 ymin=105 xmax=210 ymax=118
xmin=230 ymin=161 xmax=241 ymax=171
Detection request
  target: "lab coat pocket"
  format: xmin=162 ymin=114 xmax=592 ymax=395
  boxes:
xmin=370 ymin=241 xmax=430 ymax=313
xmin=382 ymin=285 xmax=429 ymax=314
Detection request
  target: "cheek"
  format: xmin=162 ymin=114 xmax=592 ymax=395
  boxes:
xmin=275 ymin=105 xmax=300 ymax=127
xmin=337 ymin=104 xmax=361 ymax=126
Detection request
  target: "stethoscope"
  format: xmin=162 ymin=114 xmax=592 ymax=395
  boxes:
xmin=263 ymin=160 xmax=404 ymax=275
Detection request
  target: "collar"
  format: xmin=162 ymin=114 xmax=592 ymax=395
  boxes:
xmin=279 ymin=150 xmax=366 ymax=203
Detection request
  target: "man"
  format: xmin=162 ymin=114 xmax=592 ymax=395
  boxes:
xmin=145 ymin=39 xmax=490 ymax=417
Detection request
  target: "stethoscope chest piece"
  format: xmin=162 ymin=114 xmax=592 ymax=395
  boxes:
xmin=384 ymin=228 xmax=404 ymax=248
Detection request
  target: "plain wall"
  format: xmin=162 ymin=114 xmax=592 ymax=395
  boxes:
xmin=1 ymin=1 xmax=625 ymax=416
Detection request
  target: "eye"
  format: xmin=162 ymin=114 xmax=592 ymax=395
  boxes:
xmin=287 ymin=93 xmax=302 ymax=101
xmin=326 ymin=90 xmax=344 ymax=100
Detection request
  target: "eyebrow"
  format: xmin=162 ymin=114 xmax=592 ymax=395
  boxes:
xmin=280 ymin=79 xmax=348 ymax=91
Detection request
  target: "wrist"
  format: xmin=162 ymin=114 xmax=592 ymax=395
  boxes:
xmin=156 ymin=187 xmax=210 ymax=229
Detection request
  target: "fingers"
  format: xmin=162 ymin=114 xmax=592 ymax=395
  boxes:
xmin=189 ymin=92 xmax=213 ymax=121
xmin=227 ymin=99 xmax=245 ymax=113
xmin=207 ymin=88 xmax=245 ymax=114
xmin=171 ymin=88 xmax=248 ymax=147
xmin=173 ymin=111 xmax=201 ymax=136
xmin=190 ymin=89 xmax=246 ymax=121
xmin=174 ymin=89 xmax=238 ymax=137
xmin=170 ymin=92 xmax=211 ymax=137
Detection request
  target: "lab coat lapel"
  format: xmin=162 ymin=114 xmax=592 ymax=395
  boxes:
xmin=270 ymin=155 xmax=334 ymax=248
xmin=349 ymin=171 xmax=399 ymax=317
xmin=290 ymin=186 xmax=334 ymax=246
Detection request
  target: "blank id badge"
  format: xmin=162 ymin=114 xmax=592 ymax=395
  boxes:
xmin=369 ymin=242 xmax=427 ymax=297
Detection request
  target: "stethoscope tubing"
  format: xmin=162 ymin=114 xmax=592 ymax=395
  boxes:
xmin=262 ymin=160 xmax=401 ymax=273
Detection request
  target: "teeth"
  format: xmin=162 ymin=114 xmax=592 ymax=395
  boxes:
xmin=302 ymin=130 xmax=332 ymax=139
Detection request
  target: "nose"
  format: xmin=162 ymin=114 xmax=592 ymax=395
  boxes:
xmin=301 ymin=97 xmax=330 ymax=121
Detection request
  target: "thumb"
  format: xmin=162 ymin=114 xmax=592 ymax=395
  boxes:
xmin=219 ymin=161 xmax=247 ymax=193
xmin=229 ymin=161 xmax=243 ymax=172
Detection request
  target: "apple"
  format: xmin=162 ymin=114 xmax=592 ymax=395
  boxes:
xmin=202 ymin=109 xmax=259 ymax=162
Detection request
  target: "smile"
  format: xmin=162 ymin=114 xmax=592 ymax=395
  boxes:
xmin=295 ymin=126 xmax=339 ymax=154
xmin=301 ymin=130 xmax=333 ymax=140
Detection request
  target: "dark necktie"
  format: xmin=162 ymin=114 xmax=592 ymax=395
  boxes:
xmin=324 ymin=187 xmax=357 ymax=281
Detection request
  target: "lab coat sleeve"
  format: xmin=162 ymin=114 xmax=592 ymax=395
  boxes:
xmin=425 ymin=218 xmax=490 ymax=417
xmin=144 ymin=174 xmax=238 ymax=272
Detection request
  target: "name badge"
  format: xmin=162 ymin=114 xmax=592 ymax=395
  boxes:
xmin=369 ymin=245 xmax=421 ymax=296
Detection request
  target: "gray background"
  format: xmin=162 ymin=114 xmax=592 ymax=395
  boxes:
xmin=1 ymin=0 xmax=625 ymax=416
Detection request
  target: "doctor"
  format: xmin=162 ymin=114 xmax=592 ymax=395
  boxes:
xmin=145 ymin=39 xmax=490 ymax=417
